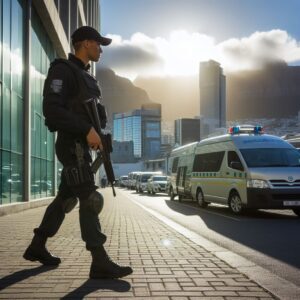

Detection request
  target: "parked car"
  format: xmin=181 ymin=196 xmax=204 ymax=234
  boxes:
xmin=136 ymin=171 xmax=162 ymax=193
xmin=119 ymin=175 xmax=129 ymax=188
xmin=147 ymin=175 xmax=168 ymax=194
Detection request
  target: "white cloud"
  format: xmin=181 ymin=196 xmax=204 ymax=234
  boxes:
xmin=217 ymin=30 xmax=300 ymax=71
xmin=99 ymin=30 xmax=300 ymax=79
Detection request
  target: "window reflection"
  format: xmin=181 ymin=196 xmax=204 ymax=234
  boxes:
xmin=30 ymin=8 xmax=55 ymax=199
xmin=0 ymin=0 xmax=24 ymax=204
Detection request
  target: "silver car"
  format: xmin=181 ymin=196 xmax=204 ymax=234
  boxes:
xmin=147 ymin=175 xmax=168 ymax=195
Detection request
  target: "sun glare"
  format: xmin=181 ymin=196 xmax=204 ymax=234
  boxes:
xmin=157 ymin=30 xmax=216 ymax=76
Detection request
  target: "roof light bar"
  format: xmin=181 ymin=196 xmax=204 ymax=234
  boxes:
xmin=228 ymin=125 xmax=264 ymax=135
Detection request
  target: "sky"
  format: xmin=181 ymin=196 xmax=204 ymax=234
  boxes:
xmin=99 ymin=0 xmax=300 ymax=80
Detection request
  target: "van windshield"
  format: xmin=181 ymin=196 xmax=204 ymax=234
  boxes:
xmin=240 ymin=148 xmax=300 ymax=168
xmin=153 ymin=176 xmax=167 ymax=181
xmin=141 ymin=174 xmax=152 ymax=182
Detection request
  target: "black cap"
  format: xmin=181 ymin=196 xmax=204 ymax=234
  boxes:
xmin=71 ymin=26 xmax=112 ymax=46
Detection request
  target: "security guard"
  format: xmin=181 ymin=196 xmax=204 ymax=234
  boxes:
xmin=23 ymin=26 xmax=133 ymax=279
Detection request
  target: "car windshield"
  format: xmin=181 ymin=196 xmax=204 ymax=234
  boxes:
xmin=240 ymin=148 xmax=300 ymax=168
xmin=153 ymin=176 xmax=167 ymax=181
xmin=141 ymin=174 xmax=152 ymax=182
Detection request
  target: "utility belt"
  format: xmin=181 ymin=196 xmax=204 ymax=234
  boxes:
xmin=62 ymin=141 xmax=94 ymax=186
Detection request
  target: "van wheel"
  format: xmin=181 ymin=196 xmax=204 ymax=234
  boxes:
xmin=292 ymin=209 xmax=300 ymax=217
xmin=196 ymin=189 xmax=207 ymax=208
xmin=170 ymin=188 xmax=175 ymax=201
xmin=229 ymin=192 xmax=243 ymax=214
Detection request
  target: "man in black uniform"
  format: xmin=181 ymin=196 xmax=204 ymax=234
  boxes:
xmin=23 ymin=26 xmax=133 ymax=279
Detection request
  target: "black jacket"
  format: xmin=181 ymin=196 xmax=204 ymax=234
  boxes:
xmin=43 ymin=53 xmax=93 ymax=137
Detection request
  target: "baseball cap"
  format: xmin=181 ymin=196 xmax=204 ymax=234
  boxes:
xmin=71 ymin=26 xmax=112 ymax=46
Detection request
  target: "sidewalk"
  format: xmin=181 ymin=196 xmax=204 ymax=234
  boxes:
xmin=0 ymin=188 xmax=275 ymax=299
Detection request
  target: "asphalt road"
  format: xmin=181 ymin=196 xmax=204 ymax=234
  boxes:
xmin=117 ymin=187 xmax=300 ymax=287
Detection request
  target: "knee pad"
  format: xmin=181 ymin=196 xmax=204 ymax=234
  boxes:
xmin=86 ymin=191 xmax=104 ymax=214
xmin=62 ymin=197 xmax=78 ymax=213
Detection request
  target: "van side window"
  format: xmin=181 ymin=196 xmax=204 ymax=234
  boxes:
xmin=172 ymin=157 xmax=179 ymax=173
xmin=193 ymin=151 xmax=225 ymax=172
xmin=228 ymin=151 xmax=244 ymax=171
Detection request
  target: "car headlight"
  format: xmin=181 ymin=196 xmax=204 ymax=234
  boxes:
xmin=247 ymin=179 xmax=269 ymax=188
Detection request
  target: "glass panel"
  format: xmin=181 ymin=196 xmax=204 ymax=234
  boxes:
xmin=47 ymin=161 xmax=54 ymax=196
xmin=2 ymin=87 xmax=11 ymax=150
xmin=0 ymin=1 xmax=24 ymax=204
xmin=16 ymin=96 xmax=23 ymax=153
xmin=11 ymin=0 xmax=24 ymax=96
xmin=11 ymin=92 xmax=17 ymax=151
xmin=40 ymin=159 xmax=47 ymax=197
xmin=41 ymin=122 xmax=47 ymax=159
xmin=0 ymin=0 xmax=2 ymax=80
xmin=30 ymin=7 xmax=55 ymax=198
xmin=10 ymin=152 xmax=22 ymax=202
xmin=1 ymin=150 xmax=11 ymax=204
xmin=2 ymin=0 xmax=11 ymax=88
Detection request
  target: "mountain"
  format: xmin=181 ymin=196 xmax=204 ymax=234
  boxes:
xmin=226 ymin=62 xmax=300 ymax=120
xmin=134 ymin=75 xmax=199 ymax=121
xmin=96 ymin=68 xmax=152 ymax=124
xmin=134 ymin=62 xmax=300 ymax=122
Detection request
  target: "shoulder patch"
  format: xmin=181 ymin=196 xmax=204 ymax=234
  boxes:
xmin=50 ymin=79 xmax=63 ymax=94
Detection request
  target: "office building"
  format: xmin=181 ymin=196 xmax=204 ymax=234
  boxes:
xmin=113 ymin=103 xmax=161 ymax=159
xmin=0 ymin=0 xmax=100 ymax=206
xmin=199 ymin=60 xmax=226 ymax=138
xmin=111 ymin=141 xmax=136 ymax=163
xmin=175 ymin=118 xmax=201 ymax=146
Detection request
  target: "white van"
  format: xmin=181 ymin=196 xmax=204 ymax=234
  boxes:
xmin=169 ymin=125 xmax=300 ymax=216
xmin=168 ymin=142 xmax=198 ymax=201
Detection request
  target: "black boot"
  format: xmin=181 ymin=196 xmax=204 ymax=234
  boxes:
xmin=89 ymin=247 xmax=133 ymax=279
xmin=23 ymin=234 xmax=61 ymax=266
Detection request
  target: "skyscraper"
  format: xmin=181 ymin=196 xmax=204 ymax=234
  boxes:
xmin=0 ymin=0 xmax=100 ymax=206
xmin=199 ymin=60 xmax=226 ymax=138
xmin=113 ymin=104 xmax=161 ymax=159
xmin=175 ymin=118 xmax=201 ymax=146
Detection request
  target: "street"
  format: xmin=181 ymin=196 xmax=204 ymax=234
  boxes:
xmin=119 ymin=187 xmax=300 ymax=287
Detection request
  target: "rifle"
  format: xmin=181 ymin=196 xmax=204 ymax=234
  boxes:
xmin=84 ymin=98 xmax=116 ymax=197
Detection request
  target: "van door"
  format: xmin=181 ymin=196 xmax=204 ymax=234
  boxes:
xmin=200 ymin=151 xmax=225 ymax=203
xmin=176 ymin=166 xmax=187 ymax=195
xmin=223 ymin=151 xmax=246 ymax=203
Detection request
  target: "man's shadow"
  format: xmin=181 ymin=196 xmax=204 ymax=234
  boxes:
xmin=0 ymin=266 xmax=131 ymax=298
xmin=0 ymin=265 xmax=57 ymax=291
xmin=61 ymin=279 xmax=131 ymax=299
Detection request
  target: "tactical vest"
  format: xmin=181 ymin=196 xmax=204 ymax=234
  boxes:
xmin=49 ymin=58 xmax=107 ymax=130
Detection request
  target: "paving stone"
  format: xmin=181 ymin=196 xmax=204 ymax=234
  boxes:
xmin=0 ymin=188 xmax=276 ymax=299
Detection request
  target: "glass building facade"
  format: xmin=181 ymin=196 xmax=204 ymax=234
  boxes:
xmin=0 ymin=0 xmax=100 ymax=206
xmin=1 ymin=0 xmax=24 ymax=204
xmin=113 ymin=104 xmax=162 ymax=159
xmin=30 ymin=8 xmax=55 ymax=199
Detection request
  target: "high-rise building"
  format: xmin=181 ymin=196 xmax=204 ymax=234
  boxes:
xmin=113 ymin=104 xmax=161 ymax=159
xmin=0 ymin=0 xmax=100 ymax=206
xmin=111 ymin=141 xmax=136 ymax=163
xmin=175 ymin=118 xmax=201 ymax=146
xmin=199 ymin=60 xmax=226 ymax=138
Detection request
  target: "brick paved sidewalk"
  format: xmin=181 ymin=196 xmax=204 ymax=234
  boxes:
xmin=0 ymin=188 xmax=276 ymax=299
